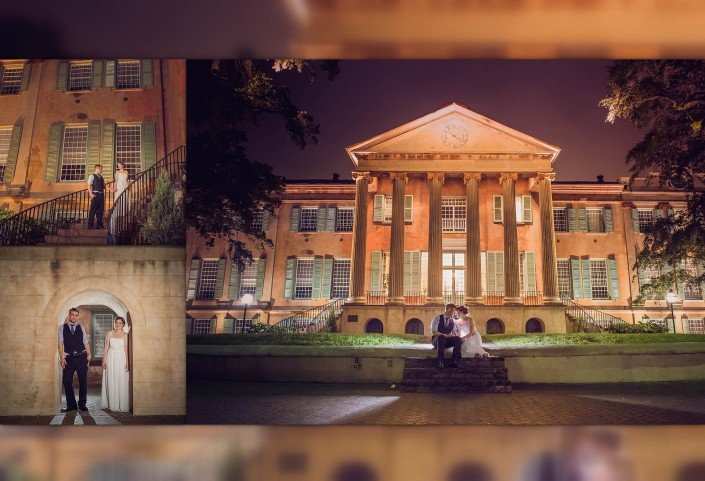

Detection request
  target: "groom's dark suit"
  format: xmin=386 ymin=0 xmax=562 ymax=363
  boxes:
xmin=62 ymin=323 xmax=88 ymax=410
xmin=431 ymin=313 xmax=462 ymax=367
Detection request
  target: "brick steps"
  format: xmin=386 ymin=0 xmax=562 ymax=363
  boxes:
xmin=400 ymin=357 xmax=512 ymax=393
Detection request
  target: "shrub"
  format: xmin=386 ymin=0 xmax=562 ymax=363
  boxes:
xmin=608 ymin=321 xmax=668 ymax=334
xmin=247 ymin=322 xmax=289 ymax=334
xmin=140 ymin=171 xmax=185 ymax=245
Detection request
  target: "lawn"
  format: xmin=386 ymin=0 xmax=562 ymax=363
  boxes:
xmin=187 ymin=332 xmax=705 ymax=346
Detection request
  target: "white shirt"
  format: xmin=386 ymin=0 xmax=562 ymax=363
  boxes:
xmin=430 ymin=314 xmax=458 ymax=335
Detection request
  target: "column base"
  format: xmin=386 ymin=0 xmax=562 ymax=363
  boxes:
xmin=542 ymin=296 xmax=562 ymax=306
xmin=386 ymin=297 xmax=405 ymax=306
xmin=503 ymin=297 xmax=524 ymax=306
xmin=349 ymin=297 xmax=367 ymax=305
xmin=464 ymin=296 xmax=484 ymax=306
xmin=425 ymin=297 xmax=445 ymax=306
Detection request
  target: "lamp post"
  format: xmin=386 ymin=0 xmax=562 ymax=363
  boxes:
xmin=666 ymin=290 xmax=679 ymax=334
xmin=241 ymin=293 xmax=254 ymax=333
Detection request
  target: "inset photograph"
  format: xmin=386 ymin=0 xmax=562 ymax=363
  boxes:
xmin=185 ymin=60 xmax=705 ymax=425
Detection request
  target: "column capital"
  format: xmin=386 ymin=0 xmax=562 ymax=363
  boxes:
xmin=622 ymin=201 xmax=636 ymax=210
xmin=463 ymin=172 xmax=482 ymax=183
xmin=426 ymin=172 xmax=445 ymax=184
xmin=499 ymin=172 xmax=518 ymax=184
xmin=352 ymin=171 xmax=372 ymax=183
xmin=537 ymin=172 xmax=556 ymax=182
xmin=390 ymin=172 xmax=408 ymax=183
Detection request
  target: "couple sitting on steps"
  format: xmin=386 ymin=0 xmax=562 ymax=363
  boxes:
xmin=430 ymin=303 xmax=489 ymax=369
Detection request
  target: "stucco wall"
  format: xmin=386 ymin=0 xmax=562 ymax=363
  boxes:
xmin=0 ymin=246 xmax=185 ymax=416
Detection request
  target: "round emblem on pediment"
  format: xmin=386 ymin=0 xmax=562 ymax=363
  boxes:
xmin=441 ymin=124 xmax=468 ymax=148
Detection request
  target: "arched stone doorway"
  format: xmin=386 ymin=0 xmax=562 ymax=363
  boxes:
xmin=525 ymin=318 xmax=544 ymax=333
xmin=365 ymin=318 xmax=384 ymax=333
xmin=405 ymin=318 xmax=424 ymax=335
xmin=486 ymin=318 xmax=505 ymax=335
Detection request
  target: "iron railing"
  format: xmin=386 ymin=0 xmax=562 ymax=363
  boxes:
xmin=108 ymin=146 xmax=185 ymax=245
xmin=275 ymin=298 xmax=347 ymax=333
xmin=0 ymin=180 xmax=116 ymax=245
xmin=561 ymin=296 xmax=625 ymax=331
xmin=362 ymin=290 xmax=545 ymax=306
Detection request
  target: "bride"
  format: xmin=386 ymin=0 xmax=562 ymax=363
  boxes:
xmin=101 ymin=316 xmax=130 ymax=412
xmin=456 ymin=306 xmax=489 ymax=358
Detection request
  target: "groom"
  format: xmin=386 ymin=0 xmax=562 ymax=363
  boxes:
xmin=430 ymin=303 xmax=462 ymax=369
xmin=58 ymin=307 xmax=92 ymax=412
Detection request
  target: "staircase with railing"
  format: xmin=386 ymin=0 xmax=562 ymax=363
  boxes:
xmin=0 ymin=146 xmax=185 ymax=246
xmin=275 ymin=298 xmax=347 ymax=333
xmin=561 ymin=296 xmax=625 ymax=331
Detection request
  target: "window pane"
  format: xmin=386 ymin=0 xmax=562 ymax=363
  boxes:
xmin=198 ymin=259 xmax=220 ymax=299
xmin=557 ymin=259 xmax=572 ymax=298
xmin=299 ymin=208 xmax=318 ymax=232
xmin=638 ymin=209 xmax=654 ymax=231
xmin=441 ymin=196 xmax=466 ymax=232
xmin=251 ymin=210 xmax=264 ymax=231
xmin=553 ymin=208 xmax=568 ymax=232
xmin=239 ymin=260 xmax=259 ymax=298
xmin=643 ymin=264 xmax=663 ymax=300
xmin=294 ymin=259 xmax=314 ymax=299
xmin=116 ymin=125 xmax=141 ymax=175
xmin=689 ymin=318 xmax=705 ymax=334
xmin=0 ymin=128 xmax=11 ymax=182
xmin=515 ymin=197 xmax=523 ymax=223
xmin=336 ymin=207 xmax=354 ymax=232
xmin=68 ymin=63 xmax=93 ymax=91
xmin=60 ymin=126 xmax=88 ymax=181
xmin=116 ymin=60 xmax=141 ymax=89
xmin=0 ymin=67 xmax=23 ymax=95
xmin=192 ymin=319 xmax=211 ymax=335
xmin=384 ymin=195 xmax=392 ymax=222
xmin=92 ymin=312 xmax=114 ymax=358
xmin=332 ymin=259 xmax=351 ymax=298
xmin=590 ymin=259 xmax=609 ymax=299
xmin=586 ymin=209 xmax=605 ymax=233
xmin=681 ymin=259 xmax=701 ymax=300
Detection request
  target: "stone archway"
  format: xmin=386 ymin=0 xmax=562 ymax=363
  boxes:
xmin=405 ymin=318 xmax=424 ymax=335
xmin=365 ymin=318 xmax=384 ymax=333
xmin=525 ymin=317 xmax=545 ymax=333
xmin=486 ymin=318 xmax=505 ymax=335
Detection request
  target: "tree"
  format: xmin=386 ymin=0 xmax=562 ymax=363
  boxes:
xmin=600 ymin=60 xmax=705 ymax=303
xmin=186 ymin=59 xmax=339 ymax=269
xmin=140 ymin=171 xmax=185 ymax=245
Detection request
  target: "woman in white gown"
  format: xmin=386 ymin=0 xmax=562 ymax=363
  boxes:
xmin=456 ymin=306 xmax=489 ymax=358
xmin=101 ymin=316 xmax=130 ymax=412
xmin=109 ymin=162 xmax=129 ymax=237
xmin=115 ymin=161 xmax=129 ymax=200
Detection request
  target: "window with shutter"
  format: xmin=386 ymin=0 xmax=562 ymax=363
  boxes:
xmin=238 ymin=260 xmax=259 ymax=298
xmin=67 ymin=62 xmax=93 ymax=91
xmin=332 ymin=259 xmax=351 ymax=298
xmin=116 ymin=124 xmax=141 ymax=174
xmin=637 ymin=209 xmax=655 ymax=231
xmin=370 ymin=251 xmax=383 ymax=292
xmin=493 ymin=195 xmax=503 ymax=223
xmin=553 ymin=208 xmax=568 ymax=232
xmin=294 ymin=258 xmax=315 ymax=299
xmin=557 ymin=259 xmax=572 ymax=298
xmin=335 ymin=207 xmax=354 ymax=231
xmin=197 ymin=259 xmax=220 ymax=299
xmin=0 ymin=66 xmax=23 ymax=95
xmin=586 ymin=208 xmax=605 ymax=232
xmin=59 ymin=126 xmax=88 ymax=181
xmin=116 ymin=60 xmax=141 ymax=89
xmin=0 ymin=128 xmax=13 ymax=183
xmin=299 ymin=207 xmax=318 ymax=232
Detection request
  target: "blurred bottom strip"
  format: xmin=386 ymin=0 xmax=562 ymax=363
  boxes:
xmin=1 ymin=425 xmax=704 ymax=481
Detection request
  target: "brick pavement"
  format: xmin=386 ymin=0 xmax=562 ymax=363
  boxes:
xmin=187 ymin=381 xmax=705 ymax=425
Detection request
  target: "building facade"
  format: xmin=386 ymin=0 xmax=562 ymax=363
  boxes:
xmin=186 ymin=103 xmax=705 ymax=336
xmin=0 ymin=59 xmax=185 ymax=213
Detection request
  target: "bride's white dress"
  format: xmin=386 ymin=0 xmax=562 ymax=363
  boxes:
xmin=459 ymin=322 xmax=488 ymax=358
xmin=115 ymin=171 xmax=129 ymax=200
xmin=101 ymin=336 xmax=129 ymax=412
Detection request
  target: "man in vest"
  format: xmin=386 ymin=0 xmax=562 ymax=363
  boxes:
xmin=430 ymin=303 xmax=462 ymax=369
xmin=58 ymin=307 xmax=92 ymax=412
xmin=87 ymin=164 xmax=106 ymax=229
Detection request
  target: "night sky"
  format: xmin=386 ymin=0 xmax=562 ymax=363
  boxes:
xmin=246 ymin=60 xmax=644 ymax=183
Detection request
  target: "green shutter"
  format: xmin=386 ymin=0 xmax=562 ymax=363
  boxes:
xmin=92 ymin=60 xmax=103 ymax=89
xmin=522 ymin=195 xmax=532 ymax=223
xmin=312 ymin=256 xmax=323 ymax=299
xmin=655 ymin=208 xmax=665 ymax=220
xmin=326 ymin=206 xmax=336 ymax=231
xmin=493 ymin=195 xmax=503 ymax=223
xmin=604 ymin=207 xmax=614 ymax=232
xmin=609 ymin=258 xmax=620 ymax=300
xmin=487 ymin=252 xmax=496 ymax=292
xmin=322 ymin=257 xmax=334 ymax=298
xmin=404 ymin=195 xmax=413 ymax=223
xmin=567 ymin=208 xmax=577 ymax=232
xmin=370 ymin=251 xmax=382 ymax=291
xmin=571 ymin=258 xmax=582 ymax=299
xmin=104 ymin=60 xmax=115 ymax=88
xmin=261 ymin=210 xmax=271 ymax=231
xmin=214 ymin=258 xmax=226 ymax=300
xmin=101 ymin=120 xmax=115 ymax=180
xmin=56 ymin=62 xmax=68 ymax=91
xmin=2 ymin=124 xmax=22 ymax=183
xmin=403 ymin=251 xmax=411 ymax=294
xmin=141 ymin=121 xmax=157 ymax=171
xmin=141 ymin=59 xmax=153 ymax=87
xmin=86 ymin=121 xmax=101 ymax=180
xmin=631 ymin=209 xmax=640 ymax=233
xmin=525 ymin=252 xmax=536 ymax=292
xmin=284 ymin=257 xmax=296 ymax=299
xmin=187 ymin=258 xmax=201 ymax=300
xmin=682 ymin=317 xmax=690 ymax=334
xmin=223 ymin=317 xmax=234 ymax=334
xmin=228 ymin=262 xmax=241 ymax=300
xmin=581 ymin=258 xmax=592 ymax=299
xmin=255 ymin=258 xmax=267 ymax=299
xmin=677 ymin=262 xmax=686 ymax=299
xmin=20 ymin=63 xmax=32 ymax=92
xmin=637 ymin=267 xmax=645 ymax=290
xmin=290 ymin=206 xmax=300 ymax=231
xmin=577 ymin=208 xmax=587 ymax=232
xmin=373 ymin=195 xmax=384 ymax=222
xmin=209 ymin=317 xmax=217 ymax=334
xmin=316 ymin=206 xmax=326 ymax=231
xmin=496 ymin=252 xmax=505 ymax=292
xmin=411 ymin=251 xmax=422 ymax=292
xmin=45 ymin=122 xmax=63 ymax=182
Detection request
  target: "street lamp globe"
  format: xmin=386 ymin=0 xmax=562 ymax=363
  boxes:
xmin=241 ymin=293 xmax=254 ymax=333
xmin=242 ymin=293 xmax=254 ymax=305
xmin=666 ymin=290 xmax=679 ymax=334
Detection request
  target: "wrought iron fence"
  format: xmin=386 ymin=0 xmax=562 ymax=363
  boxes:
xmin=108 ymin=146 xmax=185 ymax=245
xmin=443 ymin=290 xmax=465 ymax=306
xmin=365 ymin=291 xmax=387 ymax=306
xmin=483 ymin=291 xmax=505 ymax=306
xmin=0 ymin=180 xmax=116 ymax=245
xmin=275 ymin=298 xmax=347 ymax=333
xmin=521 ymin=291 xmax=544 ymax=306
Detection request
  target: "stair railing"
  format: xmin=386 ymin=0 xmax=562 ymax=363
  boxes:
xmin=0 ymin=180 xmax=116 ymax=246
xmin=561 ymin=296 xmax=625 ymax=331
xmin=107 ymin=146 xmax=185 ymax=245
xmin=275 ymin=298 xmax=347 ymax=333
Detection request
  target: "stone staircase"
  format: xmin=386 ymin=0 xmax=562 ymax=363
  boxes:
xmin=42 ymin=219 xmax=109 ymax=245
xmin=399 ymin=356 xmax=512 ymax=393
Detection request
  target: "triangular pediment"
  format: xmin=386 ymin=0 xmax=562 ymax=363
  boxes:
xmin=347 ymin=103 xmax=560 ymax=172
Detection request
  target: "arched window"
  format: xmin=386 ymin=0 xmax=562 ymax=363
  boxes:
xmin=405 ymin=318 xmax=424 ymax=335
xmin=486 ymin=318 xmax=504 ymax=335
xmin=366 ymin=318 xmax=383 ymax=333
xmin=525 ymin=318 xmax=544 ymax=333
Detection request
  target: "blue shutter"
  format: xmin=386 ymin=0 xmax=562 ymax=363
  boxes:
xmin=284 ymin=257 xmax=296 ymax=299
xmin=581 ymin=258 xmax=592 ymax=299
xmin=2 ymin=124 xmax=22 ymax=183
xmin=609 ymin=258 xmax=619 ymax=300
xmin=604 ymin=207 xmax=614 ymax=232
xmin=312 ymin=256 xmax=323 ymax=299
xmin=255 ymin=258 xmax=267 ymax=300
xmin=571 ymin=258 xmax=582 ymax=299
xmin=567 ymin=208 xmax=577 ymax=232
xmin=45 ymin=122 xmax=63 ymax=182
xmin=373 ymin=195 xmax=384 ymax=222
xmin=290 ymin=206 xmax=300 ymax=231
